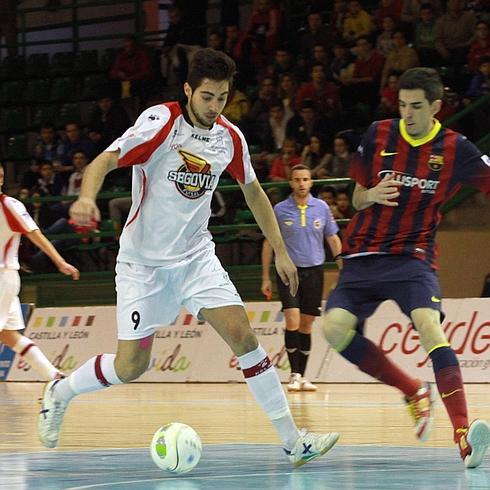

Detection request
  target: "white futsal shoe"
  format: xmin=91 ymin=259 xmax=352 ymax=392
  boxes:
xmin=38 ymin=379 xmax=68 ymax=448
xmin=285 ymin=429 xmax=340 ymax=467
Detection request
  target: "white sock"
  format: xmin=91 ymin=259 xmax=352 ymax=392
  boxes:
xmin=12 ymin=336 xmax=59 ymax=380
xmin=238 ymin=345 xmax=300 ymax=449
xmin=53 ymin=354 xmax=122 ymax=403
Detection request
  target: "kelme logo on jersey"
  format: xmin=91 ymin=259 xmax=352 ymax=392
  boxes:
xmin=428 ymin=154 xmax=444 ymax=171
xmin=168 ymin=149 xmax=217 ymax=199
xmin=378 ymin=170 xmax=440 ymax=194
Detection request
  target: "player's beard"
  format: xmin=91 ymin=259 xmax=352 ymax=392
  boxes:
xmin=190 ymin=99 xmax=215 ymax=129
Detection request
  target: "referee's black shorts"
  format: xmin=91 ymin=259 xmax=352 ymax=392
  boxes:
xmin=276 ymin=264 xmax=324 ymax=316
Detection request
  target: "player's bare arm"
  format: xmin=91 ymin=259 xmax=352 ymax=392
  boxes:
xmin=25 ymin=230 xmax=80 ymax=280
xmin=240 ymin=178 xmax=298 ymax=295
xmin=260 ymin=239 xmax=273 ymax=298
xmin=352 ymin=173 xmax=402 ymax=210
xmin=69 ymin=150 xmax=120 ymax=225
xmin=326 ymin=234 xmax=343 ymax=269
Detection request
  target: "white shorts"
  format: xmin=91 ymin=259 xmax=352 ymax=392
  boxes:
xmin=115 ymin=246 xmax=243 ymax=340
xmin=0 ymin=269 xmax=24 ymax=332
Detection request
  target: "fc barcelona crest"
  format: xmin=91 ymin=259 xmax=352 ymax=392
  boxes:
xmin=428 ymin=154 xmax=444 ymax=171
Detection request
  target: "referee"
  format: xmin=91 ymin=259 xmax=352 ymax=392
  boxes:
xmin=261 ymin=164 xmax=342 ymax=391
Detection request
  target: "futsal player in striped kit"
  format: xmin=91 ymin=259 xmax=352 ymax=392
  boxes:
xmin=38 ymin=48 xmax=339 ymax=466
xmin=322 ymin=67 xmax=490 ymax=468
xmin=0 ymin=162 xmax=79 ymax=380
xmin=261 ymin=164 xmax=342 ymax=392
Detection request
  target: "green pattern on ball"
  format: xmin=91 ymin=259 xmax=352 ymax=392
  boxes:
xmin=155 ymin=436 xmax=167 ymax=458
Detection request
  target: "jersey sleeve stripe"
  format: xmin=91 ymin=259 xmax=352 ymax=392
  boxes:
xmin=125 ymin=168 xmax=148 ymax=228
xmin=0 ymin=196 xmax=31 ymax=234
xmin=217 ymin=117 xmax=246 ymax=183
xmin=118 ymin=103 xmax=181 ymax=168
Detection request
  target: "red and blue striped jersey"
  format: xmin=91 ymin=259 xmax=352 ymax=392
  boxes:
xmin=344 ymin=118 xmax=490 ymax=269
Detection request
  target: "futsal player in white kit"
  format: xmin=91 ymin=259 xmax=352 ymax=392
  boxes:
xmin=38 ymin=48 xmax=339 ymax=466
xmin=0 ymin=162 xmax=79 ymax=379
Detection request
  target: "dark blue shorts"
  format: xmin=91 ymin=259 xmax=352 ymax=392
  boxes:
xmin=326 ymin=255 xmax=443 ymax=328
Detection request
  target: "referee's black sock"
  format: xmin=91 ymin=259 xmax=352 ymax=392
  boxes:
xmin=285 ymin=329 xmax=300 ymax=375
xmin=298 ymin=332 xmax=311 ymax=377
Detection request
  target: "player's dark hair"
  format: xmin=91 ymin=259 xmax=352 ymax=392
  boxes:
xmin=187 ymin=48 xmax=236 ymax=91
xmin=289 ymin=164 xmax=311 ymax=180
xmin=398 ymin=68 xmax=443 ymax=103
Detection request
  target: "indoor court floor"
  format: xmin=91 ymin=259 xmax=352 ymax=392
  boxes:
xmin=0 ymin=383 xmax=489 ymax=490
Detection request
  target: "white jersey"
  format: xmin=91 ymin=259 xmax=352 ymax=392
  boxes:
xmin=106 ymin=101 xmax=256 ymax=266
xmin=0 ymin=194 xmax=38 ymax=270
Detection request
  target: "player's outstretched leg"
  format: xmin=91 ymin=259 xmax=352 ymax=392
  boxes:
xmin=38 ymin=353 xmax=123 ymax=448
xmin=323 ymin=309 xmax=434 ymax=441
xmin=203 ymin=306 xmax=340 ymax=466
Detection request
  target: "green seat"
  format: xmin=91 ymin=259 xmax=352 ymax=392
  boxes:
xmin=0 ymin=108 xmax=27 ymax=132
xmin=25 ymin=79 xmax=51 ymax=102
xmin=75 ymin=50 xmax=99 ymax=74
xmin=26 ymin=53 xmax=50 ymax=77
xmin=51 ymin=52 xmax=75 ymax=76
xmin=6 ymin=134 xmax=29 ymax=160
xmin=50 ymin=77 xmax=77 ymax=101
xmin=0 ymin=56 xmax=25 ymax=80
xmin=31 ymin=104 xmax=58 ymax=128
xmin=56 ymin=103 xmax=81 ymax=126
xmin=81 ymin=74 xmax=109 ymax=100
xmin=235 ymin=209 xmax=255 ymax=224
xmin=0 ymin=81 xmax=26 ymax=104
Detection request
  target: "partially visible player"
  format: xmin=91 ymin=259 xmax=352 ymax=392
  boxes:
xmin=38 ymin=48 xmax=339 ymax=467
xmin=261 ymin=165 xmax=342 ymax=392
xmin=322 ymin=67 xmax=490 ymax=468
xmin=0 ymin=162 xmax=79 ymax=379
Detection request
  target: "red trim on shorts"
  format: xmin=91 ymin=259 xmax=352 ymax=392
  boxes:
xmin=94 ymin=354 xmax=111 ymax=387
xmin=241 ymin=357 xmax=273 ymax=378
xmin=20 ymin=342 xmax=35 ymax=356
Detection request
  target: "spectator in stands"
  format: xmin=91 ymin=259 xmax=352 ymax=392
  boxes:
xmin=244 ymin=0 xmax=282 ymax=58
xmin=224 ymin=23 xmax=242 ymax=59
xmin=207 ymin=30 xmax=224 ymax=52
xmin=435 ymin=0 xmax=477 ymax=67
xmin=468 ymin=21 xmax=490 ymax=73
xmin=329 ymin=0 xmax=348 ymax=39
xmin=373 ymin=0 xmax=403 ymax=30
xmin=33 ymin=122 xmax=65 ymax=165
xmin=222 ymin=84 xmax=251 ymax=124
xmin=329 ymin=39 xmax=355 ymax=84
xmin=28 ymin=190 xmax=57 ymax=229
xmin=301 ymin=134 xmax=329 ymax=174
xmin=110 ymin=36 xmax=154 ymax=99
xmin=287 ymin=99 xmax=329 ymax=147
xmin=161 ymin=5 xmax=202 ymax=85
xmin=302 ymin=43 xmax=331 ymax=79
xmin=401 ymin=0 xmax=442 ymax=24
xmin=20 ymin=160 xmax=42 ymax=191
xmin=267 ymin=46 xmax=299 ymax=84
xmin=376 ymin=72 xmax=400 ymax=119
xmin=35 ymin=161 xmax=65 ymax=197
xmin=464 ymin=55 xmax=490 ymax=99
xmin=318 ymin=185 xmax=342 ymax=218
xmin=340 ymin=35 xmax=385 ymax=111
xmin=381 ymin=30 xmax=419 ymax=88
xmin=277 ymin=72 xmax=298 ymax=115
xmin=255 ymin=99 xmax=293 ymax=153
xmin=66 ymin=151 xmax=89 ymax=197
xmin=0 ymin=0 xmax=17 ymax=56
xmin=299 ymin=11 xmax=333 ymax=61
xmin=248 ymin=76 xmax=277 ymax=120
xmin=60 ymin=122 xmax=98 ymax=165
xmin=311 ymin=134 xmax=353 ymax=179
xmin=414 ymin=4 xmax=441 ymax=66
xmin=335 ymin=188 xmax=355 ymax=218
xmin=269 ymin=138 xmax=302 ymax=182
xmin=343 ymin=0 xmax=373 ymax=44
xmin=89 ymin=92 xmax=131 ymax=149
xmin=376 ymin=16 xmax=396 ymax=57
xmin=295 ymin=63 xmax=341 ymax=120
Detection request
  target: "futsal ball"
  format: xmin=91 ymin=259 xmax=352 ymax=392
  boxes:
xmin=150 ymin=423 xmax=202 ymax=474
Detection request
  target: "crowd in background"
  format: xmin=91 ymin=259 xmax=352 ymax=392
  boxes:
xmin=3 ymin=0 xmax=489 ymax=272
